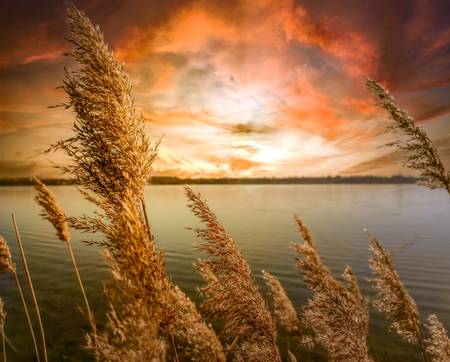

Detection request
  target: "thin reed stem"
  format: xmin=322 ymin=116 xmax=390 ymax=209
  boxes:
xmin=1 ymin=327 xmax=5 ymax=362
xmin=225 ymin=336 xmax=240 ymax=356
xmin=12 ymin=270 xmax=40 ymax=362
xmin=141 ymin=196 xmax=179 ymax=362
xmin=140 ymin=197 xmax=152 ymax=238
xmin=65 ymin=241 xmax=98 ymax=361
xmin=416 ymin=324 xmax=431 ymax=362
xmin=169 ymin=333 xmax=179 ymax=362
xmin=11 ymin=214 xmax=47 ymax=362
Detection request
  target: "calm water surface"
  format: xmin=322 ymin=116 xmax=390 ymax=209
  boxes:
xmin=0 ymin=185 xmax=449 ymax=361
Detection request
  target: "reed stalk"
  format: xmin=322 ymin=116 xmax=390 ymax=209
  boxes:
xmin=1 ymin=326 xmax=4 ymax=362
xmin=11 ymin=214 xmax=47 ymax=362
xmin=0 ymin=298 xmax=5 ymax=362
xmin=33 ymin=177 xmax=98 ymax=359
xmin=366 ymin=79 xmax=450 ymax=194
xmin=13 ymin=271 xmax=40 ymax=362
xmin=0 ymin=236 xmax=40 ymax=361
xmin=66 ymin=241 xmax=98 ymax=358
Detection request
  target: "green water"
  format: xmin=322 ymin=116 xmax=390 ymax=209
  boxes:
xmin=0 ymin=185 xmax=449 ymax=361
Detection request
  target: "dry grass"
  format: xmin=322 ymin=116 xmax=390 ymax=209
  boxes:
xmin=366 ymin=79 xmax=450 ymax=194
xmin=0 ymin=236 xmax=40 ymax=361
xmin=293 ymin=216 xmax=372 ymax=362
xmin=48 ymin=6 xmax=220 ymax=361
xmin=171 ymin=286 xmax=225 ymax=361
xmin=33 ymin=177 xmax=98 ymax=358
xmin=33 ymin=177 xmax=70 ymax=243
xmin=368 ymin=233 xmax=432 ymax=362
xmin=185 ymin=186 xmax=280 ymax=361
xmin=11 ymin=215 xmax=48 ymax=362
xmin=2 ymin=5 xmax=450 ymax=362
xmin=262 ymin=270 xmax=300 ymax=334
xmin=425 ymin=315 xmax=450 ymax=362
xmin=0 ymin=237 xmax=14 ymax=275
xmin=368 ymin=235 xmax=423 ymax=341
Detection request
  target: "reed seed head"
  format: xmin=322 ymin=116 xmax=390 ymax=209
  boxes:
xmin=366 ymin=79 xmax=450 ymax=194
xmin=0 ymin=298 xmax=5 ymax=329
xmin=53 ymin=4 xmax=160 ymax=221
xmin=185 ymin=186 xmax=280 ymax=362
xmin=425 ymin=314 xmax=450 ymax=362
xmin=262 ymin=270 xmax=300 ymax=334
xmin=0 ymin=236 xmax=14 ymax=274
xmin=171 ymin=286 xmax=225 ymax=362
xmin=33 ymin=177 xmax=71 ymax=243
xmin=87 ymin=300 xmax=167 ymax=362
xmin=293 ymin=217 xmax=372 ymax=361
xmin=368 ymin=233 xmax=422 ymax=344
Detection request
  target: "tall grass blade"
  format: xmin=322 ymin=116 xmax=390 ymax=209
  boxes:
xmin=11 ymin=214 xmax=48 ymax=362
xmin=0 ymin=235 xmax=40 ymax=361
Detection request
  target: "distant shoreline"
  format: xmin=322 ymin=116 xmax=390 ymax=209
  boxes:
xmin=0 ymin=175 xmax=420 ymax=186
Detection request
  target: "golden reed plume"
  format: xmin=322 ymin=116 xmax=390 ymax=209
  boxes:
xmin=50 ymin=6 xmax=223 ymax=360
xmin=368 ymin=233 xmax=431 ymax=361
xmin=33 ymin=177 xmax=98 ymax=358
xmin=425 ymin=315 xmax=450 ymax=362
xmin=366 ymin=79 xmax=450 ymax=194
xmin=293 ymin=216 xmax=372 ymax=361
xmin=185 ymin=186 xmax=280 ymax=361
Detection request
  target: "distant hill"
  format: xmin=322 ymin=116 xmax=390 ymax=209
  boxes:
xmin=0 ymin=175 xmax=421 ymax=186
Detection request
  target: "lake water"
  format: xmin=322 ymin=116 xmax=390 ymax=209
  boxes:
xmin=0 ymin=185 xmax=449 ymax=361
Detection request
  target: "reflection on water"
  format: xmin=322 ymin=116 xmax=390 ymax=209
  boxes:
xmin=0 ymin=185 xmax=449 ymax=361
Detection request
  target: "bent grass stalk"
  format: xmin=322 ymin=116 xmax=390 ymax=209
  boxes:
xmin=11 ymin=214 xmax=47 ymax=362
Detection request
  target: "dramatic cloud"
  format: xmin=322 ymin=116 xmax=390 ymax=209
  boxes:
xmin=0 ymin=0 xmax=449 ymax=177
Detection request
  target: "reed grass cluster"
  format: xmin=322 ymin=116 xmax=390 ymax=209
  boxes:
xmin=262 ymin=270 xmax=299 ymax=334
xmin=368 ymin=233 xmax=423 ymax=345
xmin=0 ymin=5 xmax=448 ymax=362
xmin=185 ymin=186 xmax=280 ymax=361
xmin=366 ymin=79 xmax=450 ymax=194
xmin=293 ymin=217 xmax=372 ymax=361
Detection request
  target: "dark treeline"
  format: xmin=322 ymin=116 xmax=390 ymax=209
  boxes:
xmin=0 ymin=175 xmax=421 ymax=186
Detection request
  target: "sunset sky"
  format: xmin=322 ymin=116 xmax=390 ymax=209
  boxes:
xmin=1 ymin=0 xmax=449 ymax=178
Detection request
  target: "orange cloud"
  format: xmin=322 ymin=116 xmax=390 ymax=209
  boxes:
xmin=282 ymin=4 xmax=378 ymax=78
xmin=2 ymin=0 xmax=449 ymax=178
